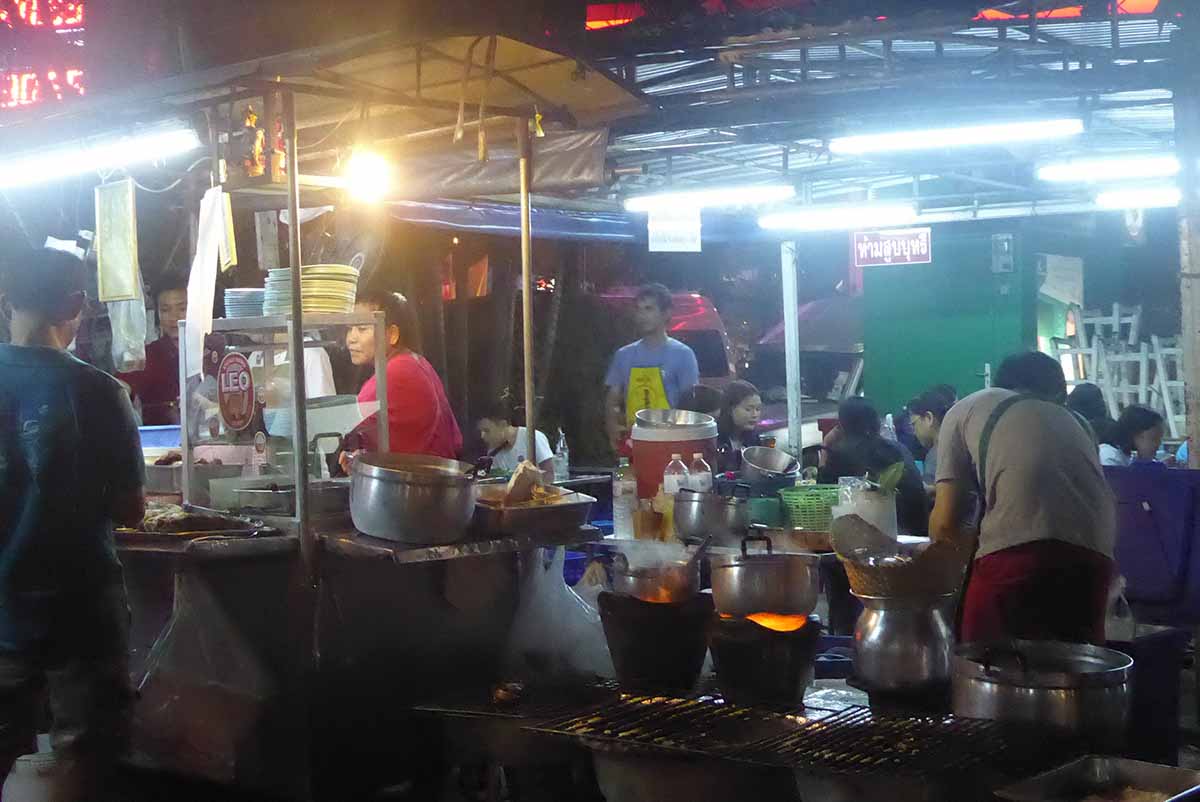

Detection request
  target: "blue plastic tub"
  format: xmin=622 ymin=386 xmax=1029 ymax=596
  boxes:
xmin=138 ymin=425 xmax=182 ymax=449
xmin=564 ymin=550 xmax=589 ymax=586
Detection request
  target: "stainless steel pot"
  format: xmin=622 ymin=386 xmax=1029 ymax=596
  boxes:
xmin=674 ymin=487 xmax=750 ymax=545
xmin=611 ymin=553 xmax=700 ymax=604
xmin=740 ymin=446 xmax=799 ymax=483
xmin=853 ymin=593 xmax=955 ymax=692
xmin=350 ymin=453 xmax=478 ymax=544
xmin=952 ymin=640 xmax=1133 ymax=748
xmin=710 ymin=534 xmax=820 ymax=618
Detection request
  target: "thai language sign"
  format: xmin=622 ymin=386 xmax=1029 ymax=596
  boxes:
xmin=852 ymin=227 xmax=932 ymax=268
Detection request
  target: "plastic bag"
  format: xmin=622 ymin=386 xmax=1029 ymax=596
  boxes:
xmin=108 ymin=294 xmax=147 ymax=373
xmin=1105 ymin=575 xmax=1136 ymax=642
xmin=505 ymin=547 xmax=614 ymax=681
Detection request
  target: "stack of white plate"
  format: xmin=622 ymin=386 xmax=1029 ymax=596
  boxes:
xmin=262 ymin=265 xmax=360 ymax=317
xmin=224 ymin=288 xmax=266 ymax=319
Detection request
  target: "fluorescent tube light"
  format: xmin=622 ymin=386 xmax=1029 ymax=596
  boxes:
xmin=1095 ymin=186 xmax=1181 ymax=210
xmin=758 ymin=203 xmax=918 ymax=232
xmin=829 ymin=119 xmax=1084 ymax=155
xmin=625 ymin=184 xmax=795 ymax=213
xmin=0 ymin=125 xmax=202 ymax=190
xmin=1038 ymin=155 xmax=1180 ymax=183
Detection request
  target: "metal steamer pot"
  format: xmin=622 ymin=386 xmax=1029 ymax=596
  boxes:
xmin=674 ymin=486 xmax=750 ymax=546
xmin=853 ymin=593 xmax=956 ymax=692
xmin=350 ymin=453 xmax=479 ymax=544
xmin=952 ymin=640 xmax=1133 ymax=747
xmin=611 ymin=553 xmax=701 ymax=604
xmin=710 ymin=534 xmax=820 ymax=619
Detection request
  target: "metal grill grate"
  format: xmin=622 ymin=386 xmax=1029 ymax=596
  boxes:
xmin=736 ymin=706 xmax=1083 ymax=779
xmin=529 ymin=691 xmax=809 ymax=759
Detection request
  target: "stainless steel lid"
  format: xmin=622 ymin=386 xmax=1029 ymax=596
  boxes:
xmin=353 ymin=453 xmax=476 ymax=486
xmin=954 ymin=640 xmax=1133 ymax=689
xmin=634 ymin=409 xmax=716 ymax=429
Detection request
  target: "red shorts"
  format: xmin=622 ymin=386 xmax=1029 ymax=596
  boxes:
xmin=959 ymin=540 xmax=1114 ymax=645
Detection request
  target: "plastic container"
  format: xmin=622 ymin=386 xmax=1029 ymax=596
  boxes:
xmin=663 ymin=455 xmax=689 ymax=495
xmin=631 ymin=415 xmax=718 ymax=500
xmin=688 ymin=453 xmax=713 ymax=493
xmin=137 ymin=424 xmax=182 ymax=449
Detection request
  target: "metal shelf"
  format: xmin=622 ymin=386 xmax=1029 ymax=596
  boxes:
xmin=211 ymin=312 xmax=377 ymax=332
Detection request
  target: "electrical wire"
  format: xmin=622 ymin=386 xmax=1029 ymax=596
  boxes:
xmin=118 ymin=156 xmax=212 ymax=193
xmin=299 ymin=107 xmax=358 ymax=152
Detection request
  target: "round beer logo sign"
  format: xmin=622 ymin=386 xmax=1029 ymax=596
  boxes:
xmin=217 ymin=353 xmax=255 ymax=432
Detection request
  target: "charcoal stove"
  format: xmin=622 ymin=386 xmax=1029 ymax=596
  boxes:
xmin=598 ymin=590 xmax=712 ymax=692
xmin=709 ymin=614 xmax=822 ymax=705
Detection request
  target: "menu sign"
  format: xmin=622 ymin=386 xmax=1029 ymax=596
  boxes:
xmin=217 ymin=353 xmax=255 ymax=432
xmin=852 ymin=227 xmax=932 ymax=268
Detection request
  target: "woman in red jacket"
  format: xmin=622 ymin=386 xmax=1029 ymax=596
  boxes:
xmin=340 ymin=290 xmax=462 ymax=468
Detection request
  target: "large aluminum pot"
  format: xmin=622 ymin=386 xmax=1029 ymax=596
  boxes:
xmin=710 ymin=534 xmax=820 ymax=618
xmin=350 ymin=453 xmax=478 ymax=544
xmin=611 ymin=553 xmax=700 ymax=604
xmin=740 ymin=446 xmax=799 ymax=483
xmin=952 ymin=640 xmax=1132 ymax=748
xmin=635 ymin=409 xmax=716 ymax=429
xmin=674 ymin=487 xmax=750 ymax=546
xmin=853 ymin=593 xmax=955 ymax=692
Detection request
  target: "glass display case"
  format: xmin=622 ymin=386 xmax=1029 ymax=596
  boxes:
xmin=177 ymin=312 xmax=389 ymax=534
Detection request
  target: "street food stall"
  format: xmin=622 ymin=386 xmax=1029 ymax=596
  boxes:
xmin=4 ymin=5 xmax=1200 ymax=802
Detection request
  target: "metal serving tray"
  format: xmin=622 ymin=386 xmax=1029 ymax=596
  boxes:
xmin=472 ymin=485 xmax=596 ymax=537
xmin=996 ymin=756 xmax=1200 ymax=801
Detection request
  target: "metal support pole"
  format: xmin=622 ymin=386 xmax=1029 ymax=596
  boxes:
xmin=1177 ymin=37 xmax=1200 ymax=467
xmin=283 ymin=91 xmax=313 ymax=578
xmin=781 ymin=241 xmax=803 ymax=457
xmin=518 ymin=119 xmax=538 ymax=467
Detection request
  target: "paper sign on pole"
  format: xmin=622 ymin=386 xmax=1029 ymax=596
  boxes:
xmin=648 ymin=208 xmax=702 ymax=252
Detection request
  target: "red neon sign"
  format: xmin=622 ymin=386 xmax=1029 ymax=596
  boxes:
xmin=1 ymin=68 xmax=85 ymax=108
xmin=2 ymin=0 xmax=84 ymax=28
xmin=976 ymin=0 xmax=1158 ymax=20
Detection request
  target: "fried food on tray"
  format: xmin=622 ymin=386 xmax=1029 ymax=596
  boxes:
xmin=503 ymin=460 xmax=543 ymax=506
xmin=138 ymin=502 xmax=247 ymax=534
xmin=1081 ymin=789 xmax=1170 ymax=802
xmin=153 ymin=451 xmax=183 ymax=467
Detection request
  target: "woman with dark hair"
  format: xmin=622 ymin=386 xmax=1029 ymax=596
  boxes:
xmin=1067 ymin=382 xmax=1113 ymax=443
xmin=821 ymin=396 xmax=928 ymax=534
xmin=340 ymin=289 xmax=462 ymax=468
xmin=715 ymin=380 xmax=763 ymax=472
xmin=1100 ymin=405 xmax=1165 ymax=467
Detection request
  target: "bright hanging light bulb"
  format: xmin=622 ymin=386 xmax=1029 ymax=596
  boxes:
xmin=829 ymin=118 xmax=1083 ymax=155
xmin=343 ymin=150 xmax=393 ymax=203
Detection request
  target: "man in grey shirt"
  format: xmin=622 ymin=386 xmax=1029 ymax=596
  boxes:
xmin=930 ymin=352 xmax=1115 ymax=644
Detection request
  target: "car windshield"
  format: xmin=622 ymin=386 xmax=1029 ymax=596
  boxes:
xmin=672 ymin=330 xmax=729 ymax=379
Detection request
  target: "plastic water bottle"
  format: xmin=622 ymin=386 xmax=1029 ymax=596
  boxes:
xmin=614 ymin=457 xmax=635 ymax=496
xmin=663 ymin=454 xmax=690 ymax=496
xmin=688 ymin=452 xmax=713 ymax=493
xmin=553 ymin=429 xmax=570 ymax=482
xmin=881 ymin=413 xmax=898 ymax=442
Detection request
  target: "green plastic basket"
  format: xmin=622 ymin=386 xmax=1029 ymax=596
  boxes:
xmin=779 ymin=485 xmax=840 ymax=532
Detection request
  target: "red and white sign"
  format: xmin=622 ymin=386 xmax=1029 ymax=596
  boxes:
xmin=852 ymin=227 xmax=932 ymax=268
xmin=217 ymin=353 xmax=255 ymax=432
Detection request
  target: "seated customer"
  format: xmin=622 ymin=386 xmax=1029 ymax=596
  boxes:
xmin=478 ymin=399 xmax=555 ymax=483
xmin=1067 ymin=382 xmax=1114 ymax=443
xmin=715 ymin=380 xmax=763 ymax=473
xmin=908 ymin=387 xmax=956 ymax=485
xmin=821 ymin=397 xmax=928 ymax=534
xmin=1100 ymin=405 xmax=1165 ymax=467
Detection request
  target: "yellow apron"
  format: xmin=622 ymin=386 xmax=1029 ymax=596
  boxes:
xmin=626 ymin=366 xmax=670 ymax=428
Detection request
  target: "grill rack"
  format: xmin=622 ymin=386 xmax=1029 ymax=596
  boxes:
xmin=528 ymin=690 xmax=810 ymax=759
xmin=529 ymin=695 xmax=1083 ymax=782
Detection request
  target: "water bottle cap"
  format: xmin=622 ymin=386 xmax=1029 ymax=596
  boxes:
xmin=692 ymin=452 xmax=703 ymax=459
xmin=670 ymin=453 xmax=682 ymax=460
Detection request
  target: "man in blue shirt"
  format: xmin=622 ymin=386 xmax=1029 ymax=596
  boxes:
xmin=604 ymin=284 xmax=700 ymax=452
xmin=0 ymin=247 xmax=144 ymax=787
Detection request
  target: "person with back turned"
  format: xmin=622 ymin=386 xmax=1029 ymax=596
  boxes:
xmin=0 ymin=247 xmax=144 ymax=794
xmin=930 ymin=352 xmax=1115 ymax=644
